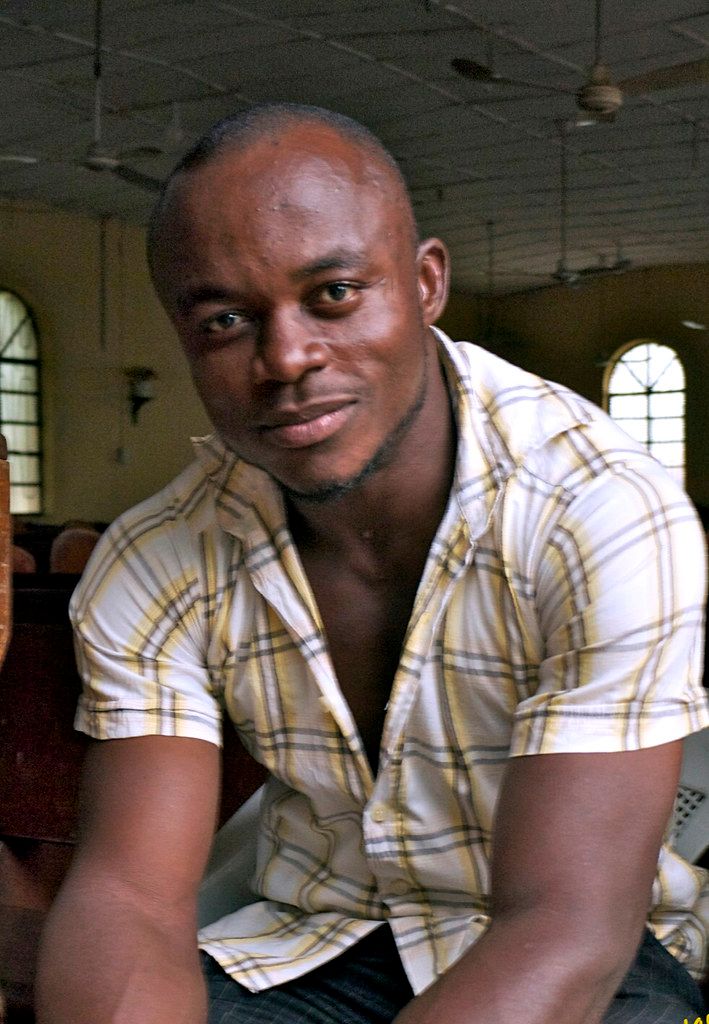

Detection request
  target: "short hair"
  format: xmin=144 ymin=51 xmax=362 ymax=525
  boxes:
xmin=147 ymin=102 xmax=417 ymax=272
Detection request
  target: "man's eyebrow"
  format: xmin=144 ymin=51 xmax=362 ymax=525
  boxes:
xmin=175 ymin=285 xmax=241 ymax=314
xmin=174 ymin=250 xmax=370 ymax=311
xmin=292 ymin=250 xmax=369 ymax=281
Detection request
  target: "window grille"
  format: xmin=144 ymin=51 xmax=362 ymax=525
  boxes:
xmin=605 ymin=342 xmax=685 ymax=485
xmin=0 ymin=290 xmax=42 ymax=514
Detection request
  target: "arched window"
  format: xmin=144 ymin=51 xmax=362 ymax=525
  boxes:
xmin=0 ymin=290 xmax=42 ymax=513
xmin=605 ymin=341 xmax=685 ymax=484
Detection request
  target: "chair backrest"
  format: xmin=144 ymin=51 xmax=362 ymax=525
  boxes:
xmin=670 ymin=727 xmax=709 ymax=865
xmin=11 ymin=544 xmax=36 ymax=574
xmin=49 ymin=526 xmax=101 ymax=574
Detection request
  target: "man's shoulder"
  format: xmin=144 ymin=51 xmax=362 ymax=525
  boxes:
xmin=443 ymin=335 xmax=656 ymax=482
xmin=445 ymin=336 xmax=593 ymax=420
xmin=442 ymin=336 xmax=596 ymax=471
xmin=73 ymin=454 xmax=223 ymax=606
xmin=109 ymin=455 xmax=215 ymax=547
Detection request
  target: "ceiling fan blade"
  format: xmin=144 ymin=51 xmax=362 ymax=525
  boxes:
xmin=618 ymin=57 xmax=709 ymax=95
xmin=117 ymin=143 xmax=165 ymax=160
xmin=111 ymin=163 xmax=162 ymax=193
xmin=451 ymin=57 xmax=497 ymax=82
xmin=451 ymin=58 xmax=574 ymax=93
xmin=0 ymin=154 xmax=39 ymax=165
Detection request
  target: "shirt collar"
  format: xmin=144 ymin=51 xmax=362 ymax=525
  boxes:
xmin=432 ymin=326 xmax=592 ymax=538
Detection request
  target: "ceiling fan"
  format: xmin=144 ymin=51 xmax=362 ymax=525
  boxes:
xmin=451 ymin=0 xmax=709 ymax=127
xmin=548 ymin=120 xmax=631 ymax=288
xmin=0 ymin=0 xmax=162 ymax=193
xmin=81 ymin=0 xmax=162 ymax=192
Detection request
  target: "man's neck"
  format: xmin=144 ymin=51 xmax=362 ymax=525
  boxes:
xmin=285 ymin=358 xmax=457 ymax=568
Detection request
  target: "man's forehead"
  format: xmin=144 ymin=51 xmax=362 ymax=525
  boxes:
xmin=183 ymin=131 xmax=392 ymax=212
xmin=175 ymin=173 xmax=380 ymax=256
xmin=150 ymin=120 xmax=417 ymax=283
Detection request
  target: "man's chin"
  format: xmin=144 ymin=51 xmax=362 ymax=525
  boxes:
xmin=281 ymin=471 xmax=368 ymax=506
xmin=279 ymin=435 xmax=398 ymax=505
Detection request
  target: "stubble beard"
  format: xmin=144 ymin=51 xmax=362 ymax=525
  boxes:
xmin=281 ymin=349 xmax=430 ymax=506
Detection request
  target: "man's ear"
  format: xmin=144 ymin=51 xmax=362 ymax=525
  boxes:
xmin=416 ymin=237 xmax=450 ymax=326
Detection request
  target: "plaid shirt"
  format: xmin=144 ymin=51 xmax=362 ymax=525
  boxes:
xmin=73 ymin=331 xmax=709 ymax=991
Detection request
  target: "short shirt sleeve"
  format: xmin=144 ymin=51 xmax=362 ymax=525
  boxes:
xmin=71 ymin=498 xmax=223 ymax=747
xmin=509 ymin=458 xmax=709 ymax=756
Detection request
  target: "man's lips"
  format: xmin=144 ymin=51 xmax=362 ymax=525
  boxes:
xmin=258 ymin=400 xmax=356 ymax=449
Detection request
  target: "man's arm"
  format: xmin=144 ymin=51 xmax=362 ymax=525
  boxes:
xmin=35 ymin=734 xmax=221 ymax=1024
xmin=394 ymin=739 xmax=683 ymax=1024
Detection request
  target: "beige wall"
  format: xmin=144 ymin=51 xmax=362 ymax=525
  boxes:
xmin=436 ymin=288 xmax=483 ymax=341
xmin=0 ymin=201 xmax=210 ymax=525
xmin=1 ymin=199 xmax=706 ymax=521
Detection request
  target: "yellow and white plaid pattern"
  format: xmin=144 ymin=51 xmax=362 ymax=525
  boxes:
xmin=72 ymin=331 xmax=709 ymax=993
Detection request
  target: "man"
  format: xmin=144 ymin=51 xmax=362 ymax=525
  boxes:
xmin=37 ymin=103 xmax=708 ymax=1024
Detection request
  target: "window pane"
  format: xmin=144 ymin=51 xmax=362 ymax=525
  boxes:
xmin=0 ymin=291 xmax=38 ymax=360
xmin=609 ymin=393 xmax=648 ymax=419
xmin=647 ymin=345 xmax=675 ymax=387
xmin=9 ymin=454 xmax=40 ymax=485
xmin=649 ymin=391 xmax=684 ymax=418
xmin=620 ymin=346 xmax=651 ymax=387
xmin=10 ymin=484 xmax=41 ymax=515
xmin=653 ymin=355 xmax=684 ymax=392
xmin=608 ymin=362 xmax=645 ymax=394
xmin=1 ymin=392 xmax=38 ymax=423
xmin=1 ymin=362 xmax=38 ymax=393
xmin=649 ymin=418 xmax=684 ymax=443
xmin=3 ymin=424 xmax=40 ymax=452
xmin=3 ymin=319 xmax=37 ymax=360
xmin=615 ymin=418 xmax=648 ymax=444
xmin=1 ymin=391 xmax=37 ymax=423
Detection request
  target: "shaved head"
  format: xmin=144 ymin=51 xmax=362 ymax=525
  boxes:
xmin=147 ymin=102 xmax=418 ymax=278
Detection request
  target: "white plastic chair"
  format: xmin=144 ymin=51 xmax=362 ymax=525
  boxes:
xmin=198 ymin=786 xmax=264 ymax=929
xmin=670 ymin=727 xmax=709 ymax=864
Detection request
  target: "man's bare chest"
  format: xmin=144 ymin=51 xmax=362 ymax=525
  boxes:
xmin=301 ymin=557 xmax=422 ymax=770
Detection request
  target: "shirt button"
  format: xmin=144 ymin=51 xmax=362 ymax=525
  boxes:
xmin=389 ymin=879 xmax=409 ymax=896
xmin=370 ymin=804 xmax=387 ymax=823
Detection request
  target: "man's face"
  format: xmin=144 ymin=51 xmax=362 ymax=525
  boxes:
xmin=151 ymin=125 xmax=448 ymax=500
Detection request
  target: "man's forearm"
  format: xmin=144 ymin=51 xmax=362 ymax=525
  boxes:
xmin=36 ymin=878 xmax=207 ymax=1024
xmin=393 ymin=907 xmax=640 ymax=1024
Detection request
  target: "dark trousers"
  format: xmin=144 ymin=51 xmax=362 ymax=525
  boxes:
xmin=202 ymin=926 xmax=706 ymax=1024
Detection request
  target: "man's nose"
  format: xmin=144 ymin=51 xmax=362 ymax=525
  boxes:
xmin=253 ymin=308 xmax=327 ymax=384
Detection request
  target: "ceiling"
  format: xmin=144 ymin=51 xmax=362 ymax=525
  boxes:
xmin=1 ymin=0 xmax=708 ymax=294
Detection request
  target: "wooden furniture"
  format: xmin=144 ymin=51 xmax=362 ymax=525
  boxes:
xmin=48 ymin=527 xmax=100 ymax=574
xmin=0 ymin=435 xmax=10 ymax=666
xmin=0 ymin=572 xmax=265 ymax=1021
xmin=0 ymin=438 xmax=11 ymax=1022
xmin=0 ymin=578 xmax=87 ymax=1018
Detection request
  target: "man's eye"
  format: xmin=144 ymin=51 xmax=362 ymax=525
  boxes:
xmin=203 ymin=310 xmax=243 ymax=333
xmin=319 ymin=282 xmax=356 ymax=304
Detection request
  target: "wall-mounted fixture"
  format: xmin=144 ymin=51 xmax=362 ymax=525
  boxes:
xmin=124 ymin=365 xmax=157 ymax=423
